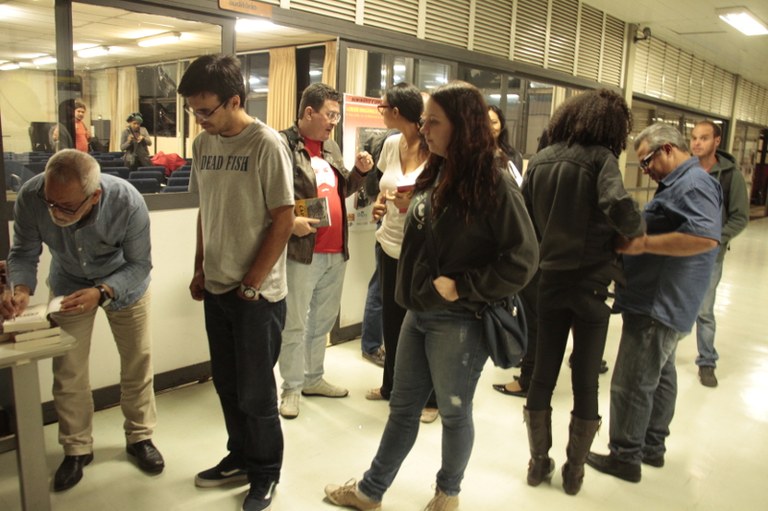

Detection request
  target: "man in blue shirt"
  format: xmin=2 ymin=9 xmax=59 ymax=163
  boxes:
xmin=2 ymin=149 xmax=162 ymax=491
xmin=586 ymin=123 xmax=722 ymax=483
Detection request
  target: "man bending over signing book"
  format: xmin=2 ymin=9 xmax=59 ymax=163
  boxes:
xmin=0 ymin=149 xmax=164 ymax=492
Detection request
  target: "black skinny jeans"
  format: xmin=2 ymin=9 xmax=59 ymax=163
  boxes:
xmin=378 ymin=244 xmax=437 ymax=408
xmin=526 ymin=270 xmax=611 ymax=420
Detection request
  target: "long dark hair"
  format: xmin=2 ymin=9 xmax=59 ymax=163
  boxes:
xmin=547 ymin=88 xmax=632 ymax=157
xmin=415 ymin=81 xmax=503 ymax=221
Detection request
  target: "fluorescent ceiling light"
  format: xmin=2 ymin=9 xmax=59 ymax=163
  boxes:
xmin=717 ymin=7 xmax=768 ymax=36
xmin=77 ymin=46 xmax=109 ymax=58
xmin=0 ymin=62 xmax=21 ymax=71
xmin=236 ymin=18 xmax=276 ymax=32
xmin=137 ymin=31 xmax=181 ymax=48
xmin=33 ymin=56 xmax=57 ymax=66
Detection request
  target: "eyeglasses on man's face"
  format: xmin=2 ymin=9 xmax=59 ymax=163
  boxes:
xmin=639 ymin=146 xmax=661 ymax=171
xmin=315 ymin=109 xmax=341 ymax=123
xmin=38 ymin=188 xmax=92 ymax=216
xmin=184 ymin=99 xmax=227 ymax=121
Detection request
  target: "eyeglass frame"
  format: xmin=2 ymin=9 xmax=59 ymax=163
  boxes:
xmin=37 ymin=187 xmax=93 ymax=216
xmin=639 ymin=146 xmax=662 ymax=171
xmin=313 ymin=107 xmax=342 ymax=123
xmin=184 ymin=99 xmax=228 ymax=121
xmin=377 ymin=104 xmax=393 ymax=114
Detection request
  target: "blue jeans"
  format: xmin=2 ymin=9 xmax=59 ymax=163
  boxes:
xmin=695 ymin=259 xmax=723 ymax=368
xmin=203 ymin=290 xmax=285 ymax=484
xmin=361 ymin=243 xmax=383 ymax=355
xmin=279 ymin=253 xmax=347 ymax=391
xmin=608 ymin=313 xmax=682 ymax=464
xmin=358 ymin=309 xmax=488 ymax=501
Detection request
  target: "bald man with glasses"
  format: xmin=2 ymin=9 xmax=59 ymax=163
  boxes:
xmin=2 ymin=148 xmax=162 ymax=492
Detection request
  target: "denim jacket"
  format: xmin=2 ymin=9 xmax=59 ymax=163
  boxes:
xmin=280 ymin=124 xmax=366 ymax=264
xmin=8 ymin=174 xmax=151 ymax=310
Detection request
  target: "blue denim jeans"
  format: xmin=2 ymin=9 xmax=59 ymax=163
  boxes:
xmin=696 ymin=259 xmax=723 ymax=368
xmin=608 ymin=313 xmax=682 ymax=464
xmin=279 ymin=253 xmax=347 ymax=391
xmin=361 ymin=242 xmax=383 ymax=355
xmin=203 ymin=290 xmax=285 ymax=484
xmin=358 ymin=309 xmax=488 ymax=501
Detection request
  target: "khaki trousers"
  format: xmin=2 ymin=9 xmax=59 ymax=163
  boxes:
xmin=50 ymin=289 xmax=156 ymax=455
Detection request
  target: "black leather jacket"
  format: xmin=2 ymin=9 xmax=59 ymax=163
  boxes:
xmin=280 ymin=124 xmax=366 ymax=263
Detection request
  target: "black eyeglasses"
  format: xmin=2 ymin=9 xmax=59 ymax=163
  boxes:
xmin=377 ymin=104 xmax=393 ymax=114
xmin=38 ymin=188 xmax=92 ymax=216
xmin=184 ymin=99 xmax=227 ymax=121
xmin=639 ymin=147 xmax=661 ymax=171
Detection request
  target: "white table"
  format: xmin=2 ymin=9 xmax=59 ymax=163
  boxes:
xmin=0 ymin=340 xmax=74 ymax=511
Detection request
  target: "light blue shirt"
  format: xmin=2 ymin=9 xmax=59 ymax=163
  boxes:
xmin=8 ymin=173 xmax=152 ymax=310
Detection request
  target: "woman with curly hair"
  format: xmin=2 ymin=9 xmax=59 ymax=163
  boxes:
xmin=324 ymin=81 xmax=538 ymax=510
xmin=521 ymin=89 xmax=645 ymax=495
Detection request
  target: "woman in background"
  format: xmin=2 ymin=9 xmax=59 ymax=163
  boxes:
xmin=488 ymin=105 xmax=523 ymax=185
xmin=121 ymin=112 xmax=153 ymax=171
xmin=365 ymin=82 xmax=439 ymax=424
xmin=325 ymin=81 xmax=538 ymax=511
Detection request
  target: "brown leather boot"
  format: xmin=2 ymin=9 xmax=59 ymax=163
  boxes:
xmin=562 ymin=413 xmax=601 ymax=495
xmin=524 ymin=406 xmax=555 ymax=486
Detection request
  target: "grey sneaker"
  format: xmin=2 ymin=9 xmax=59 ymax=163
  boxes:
xmin=325 ymin=479 xmax=381 ymax=510
xmin=424 ymin=487 xmax=459 ymax=511
xmin=699 ymin=366 xmax=718 ymax=387
xmin=302 ymin=379 xmax=349 ymax=398
xmin=279 ymin=391 xmax=300 ymax=419
xmin=362 ymin=347 xmax=385 ymax=367
xmin=195 ymin=455 xmax=248 ymax=487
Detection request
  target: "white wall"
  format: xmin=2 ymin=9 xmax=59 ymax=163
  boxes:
xmin=0 ymin=69 xmax=56 ymax=153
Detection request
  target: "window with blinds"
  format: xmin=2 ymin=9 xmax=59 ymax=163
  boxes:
xmin=424 ymin=0 xmax=471 ymax=48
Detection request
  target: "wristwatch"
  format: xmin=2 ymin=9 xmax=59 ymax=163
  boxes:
xmin=95 ymin=284 xmax=113 ymax=307
xmin=240 ymin=283 xmax=260 ymax=300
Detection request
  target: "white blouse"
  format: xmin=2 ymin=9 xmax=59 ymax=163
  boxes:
xmin=375 ymin=133 xmax=426 ymax=259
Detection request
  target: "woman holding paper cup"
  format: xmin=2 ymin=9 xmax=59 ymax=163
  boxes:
xmin=366 ymin=83 xmax=438 ymax=421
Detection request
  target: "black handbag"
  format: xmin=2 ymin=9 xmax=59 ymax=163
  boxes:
xmin=475 ymin=295 xmax=527 ymax=369
xmin=422 ymin=193 xmax=528 ymax=368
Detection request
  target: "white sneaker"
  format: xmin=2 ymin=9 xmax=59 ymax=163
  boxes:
xmin=301 ymin=379 xmax=349 ymax=398
xmin=279 ymin=391 xmax=299 ymax=419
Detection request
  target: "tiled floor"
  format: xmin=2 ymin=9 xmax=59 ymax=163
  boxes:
xmin=1 ymin=217 xmax=767 ymax=510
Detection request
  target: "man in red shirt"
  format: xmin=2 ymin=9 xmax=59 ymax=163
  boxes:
xmin=277 ymin=83 xmax=373 ymax=419
xmin=51 ymin=100 xmax=91 ymax=152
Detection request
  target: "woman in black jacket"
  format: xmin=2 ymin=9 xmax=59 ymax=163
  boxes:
xmin=325 ymin=81 xmax=538 ymax=511
xmin=522 ymin=89 xmax=645 ymax=496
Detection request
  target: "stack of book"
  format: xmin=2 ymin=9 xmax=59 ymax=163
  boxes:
xmin=0 ymin=296 xmax=63 ymax=349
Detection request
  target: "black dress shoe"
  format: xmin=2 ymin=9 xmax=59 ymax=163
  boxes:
xmin=586 ymin=452 xmax=641 ymax=482
xmin=642 ymin=454 xmax=665 ymax=468
xmin=53 ymin=453 xmax=94 ymax=492
xmin=127 ymin=439 xmax=165 ymax=474
xmin=492 ymin=383 xmax=528 ymax=397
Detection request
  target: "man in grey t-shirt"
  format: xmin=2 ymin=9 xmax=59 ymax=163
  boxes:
xmin=178 ymin=54 xmax=294 ymax=511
